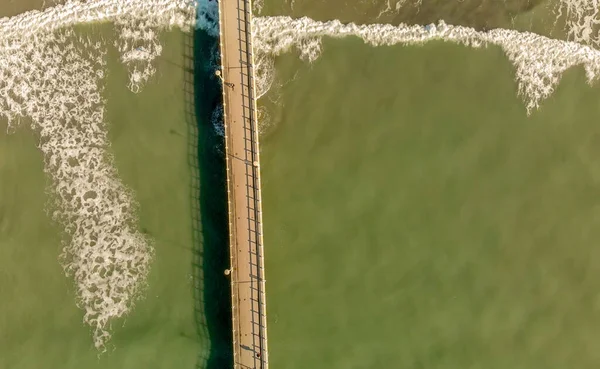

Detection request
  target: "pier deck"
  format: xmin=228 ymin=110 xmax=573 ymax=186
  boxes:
xmin=216 ymin=0 xmax=269 ymax=368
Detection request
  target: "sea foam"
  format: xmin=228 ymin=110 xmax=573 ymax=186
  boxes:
xmin=252 ymin=16 xmax=600 ymax=113
xmin=557 ymin=0 xmax=600 ymax=47
xmin=4 ymin=0 xmax=600 ymax=352
xmin=0 ymin=0 xmax=196 ymax=351
xmin=189 ymin=1 xmax=600 ymax=111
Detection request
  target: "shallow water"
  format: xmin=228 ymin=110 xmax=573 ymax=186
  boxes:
xmin=257 ymin=0 xmax=557 ymax=33
xmin=0 ymin=0 xmax=48 ymax=18
xmin=4 ymin=0 xmax=600 ymax=368
xmin=256 ymin=1 xmax=600 ymax=368
xmin=0 ymin=26 xmax=206 ymax=368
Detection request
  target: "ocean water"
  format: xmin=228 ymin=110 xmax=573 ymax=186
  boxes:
xmin=0 ymin=24 xmax=211 ymax=368
xmin=0 ymin=0 xmax=47 ymax=17
xmin=0 ymin=1 xmax=232 ymax=366
xmin=253 ymin=0 xmax=600 ymax=368
xmin=4 ymin=0 xmax=600 ymax=368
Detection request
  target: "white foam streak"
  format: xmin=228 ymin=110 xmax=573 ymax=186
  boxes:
xmin=558 ymin=0 xmax=600 ymax=47
xmin=0 ymin=0 xmax=193 ymax=40
xmin=0 ymin=0 xmax=196 ymax=351
xmin=0 ymin=0 xmax=195 ymax=92
xmin=253 ymin=16 xmax=600 ymax=113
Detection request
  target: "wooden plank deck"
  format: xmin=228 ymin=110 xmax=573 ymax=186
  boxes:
xmin=216 ymin=0 xmax=269 ymax=368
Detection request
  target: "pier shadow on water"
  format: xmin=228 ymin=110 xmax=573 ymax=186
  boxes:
xmin=183 ymin=25 xmax=233 ymax=369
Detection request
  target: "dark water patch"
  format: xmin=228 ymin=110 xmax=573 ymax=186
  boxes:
xmin=184 ymin=24 xmax=233 ymax=369
xmin=261 ymin=0 xmax=546 ymax=32
xmin=391 ymin=0 xmax=546 ymax=31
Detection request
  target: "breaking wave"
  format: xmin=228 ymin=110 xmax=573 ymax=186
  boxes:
xmin=5 ymin=0 xmax=600 ymax=351
xmin=190 ymin=0 xmax=600 ymax=112
xmin=252 ymin=16 xmax=600 ymax=113
xmin=0 ymin=0 xmax=196 ymax=350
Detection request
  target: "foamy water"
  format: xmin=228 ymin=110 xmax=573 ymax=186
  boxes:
xmin=4 ymin=0 xmax=600 ymax=352
xmin=251 ymin=16 xmax=600 ymax=113
xmin=196 ymin=0 xmax=219 ymax=37
xmin=193 ymin=0 xmax=600 ymax=113
xmin=0 ymin=0 xmax=196 ymax=351
xmin=0 ymin=0 xmax=194 ymax=93
xmin=557 ymin=0 xmax=600 ymax=47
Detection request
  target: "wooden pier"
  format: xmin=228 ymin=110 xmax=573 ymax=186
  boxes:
xmin=216 ymin=0 xmax=269 ymax=368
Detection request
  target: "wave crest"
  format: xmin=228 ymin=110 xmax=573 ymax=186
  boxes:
xmin=252 ymin=15 xmax=600 ymax=113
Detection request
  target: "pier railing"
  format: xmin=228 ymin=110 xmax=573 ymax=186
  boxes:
xmin=217 ymin=0 xmax=269 ymax=367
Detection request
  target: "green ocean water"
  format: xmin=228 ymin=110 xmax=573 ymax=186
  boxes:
xmin=4 ymin=1 xmax=600 ymax=369
xmin=0 ymin=25 xmax=222 ymax=368
xmin=257 ymin=1 xmax=600 ymax=368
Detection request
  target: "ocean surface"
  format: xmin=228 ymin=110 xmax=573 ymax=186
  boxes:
xmin=0 ymin=0 xmax=222 ymax=364
xmin=256 ymin=0 xmax=600 ymax=368
xmin=0 ymin=23 xmax=212 ymax=367
xmin=3 ymin=0 xmax=600 ymax=368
